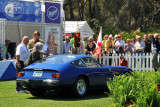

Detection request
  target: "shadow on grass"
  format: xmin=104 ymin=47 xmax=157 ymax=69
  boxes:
xmin=27 ymin=89 xmax=110 ymax=101
xmin=0 ymin=79 xmax=16 ymax=82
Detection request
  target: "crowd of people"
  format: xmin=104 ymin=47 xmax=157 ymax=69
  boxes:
xmin=100 ymin=33 xmax=159 ymax=55
xmin=64 ymin=33 xmax=160 ymax=56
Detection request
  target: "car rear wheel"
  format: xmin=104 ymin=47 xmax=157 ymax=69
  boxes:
xmin=73 ymin=77 xmax=87 ymax=97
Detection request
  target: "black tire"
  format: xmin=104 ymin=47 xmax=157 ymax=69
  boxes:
xmin=30 ymin=90 xmax=44 ymax=97
xmin=73 ymin=77 xmax=87 ymax=97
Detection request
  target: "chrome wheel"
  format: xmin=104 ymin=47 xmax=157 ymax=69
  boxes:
xmin=77 ymin=79 xmax=86 ymax=95
xmin=73 ymin=77 xmax=87 ymax=97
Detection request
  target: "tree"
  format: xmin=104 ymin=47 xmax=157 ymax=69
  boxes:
xmin=63 ymin=0 xmax=160 ymax=34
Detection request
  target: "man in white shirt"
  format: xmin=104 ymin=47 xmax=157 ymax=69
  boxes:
xmin=134 ymin=36 xmax=145 ymax=53
xmin=115 ymin=35 xmax=125 ymax=53
xmin=63 ymin=36 xmax=72 ymax=54
xmin=16 ymin=36 xmax=30 ymax=93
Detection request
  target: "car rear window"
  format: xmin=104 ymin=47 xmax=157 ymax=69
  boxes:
xmin=37 ymin=56 xmax=75 ymax=64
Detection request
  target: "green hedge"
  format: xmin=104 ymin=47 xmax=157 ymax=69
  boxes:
xmin=107 ymin=71 xmax=160 ymax=107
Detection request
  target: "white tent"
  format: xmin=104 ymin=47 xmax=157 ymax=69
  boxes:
xmin=64 ymin=21 xmax=94 ymax=37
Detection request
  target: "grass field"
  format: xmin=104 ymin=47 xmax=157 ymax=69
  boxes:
xmin=0 ymin=80 xmax=115 ymax=107
xmin=0 ymin=72 xmax=155 ymax=107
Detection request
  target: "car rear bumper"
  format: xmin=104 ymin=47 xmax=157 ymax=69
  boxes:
xmin=17 ymin=78 xmax=60 ymax=89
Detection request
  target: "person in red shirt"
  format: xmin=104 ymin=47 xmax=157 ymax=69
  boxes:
xmin=119 ymin=56 xmax=128 ymax=67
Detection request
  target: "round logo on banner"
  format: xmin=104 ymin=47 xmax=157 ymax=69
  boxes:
xmin=3 ymin=1 xmax=24 ymax=20
xmin=47 ymin=6 xmax=59 ymax=21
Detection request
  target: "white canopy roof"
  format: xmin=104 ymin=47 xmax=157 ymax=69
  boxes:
xmin=64 ymin=21 xmax=94 ymax=37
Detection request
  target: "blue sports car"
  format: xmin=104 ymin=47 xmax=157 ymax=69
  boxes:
xmin=17 ymin=54 xmax=132 ymax=97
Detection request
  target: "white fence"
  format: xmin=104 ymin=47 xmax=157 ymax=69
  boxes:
xmin=97 ymin=53 xmax=159 ymax=72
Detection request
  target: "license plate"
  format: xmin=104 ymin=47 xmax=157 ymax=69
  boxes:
xmin=33 ymin=71 xmax=43 ymax=77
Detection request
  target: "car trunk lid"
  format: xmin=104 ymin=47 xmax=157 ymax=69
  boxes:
xmin=21 ymin=63 xmax=62 ymax=79
xmin=24 ymin=63 xmax=64 ymax=71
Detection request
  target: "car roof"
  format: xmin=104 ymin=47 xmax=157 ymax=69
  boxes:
xmin=52 ymin=54 xmax=91 ymax=58
xmin=50 ymin=54 xmax=92 ymax=61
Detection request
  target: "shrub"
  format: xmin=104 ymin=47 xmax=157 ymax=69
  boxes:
xmin=107 ymin=71 xmax=160 ymax=107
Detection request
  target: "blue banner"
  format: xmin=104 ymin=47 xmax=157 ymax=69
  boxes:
xmin=45 ymin=2 xmax=61 ymax=24
xmin=0 ymin=0 xmax=41 ymax=22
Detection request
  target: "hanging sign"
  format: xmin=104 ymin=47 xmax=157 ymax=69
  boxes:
xmin=45 ymin=2 xmax=61 ymax=24
xmin=0 ymin=0 xmax=41 ymax=22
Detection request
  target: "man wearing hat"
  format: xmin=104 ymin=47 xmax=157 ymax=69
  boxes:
xmin=63 ymin=36 xmax=72 ymax=54
xmin=115 ymin=35 xmax=125 ymax=54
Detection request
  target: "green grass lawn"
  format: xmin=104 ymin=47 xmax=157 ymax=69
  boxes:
xmin=0 ymin=72 xmax=155 ymax=107
xmin=0 ymin=80 xmax=115 ymax=107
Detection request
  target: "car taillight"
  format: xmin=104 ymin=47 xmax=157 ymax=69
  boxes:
xmin=52 ymin=73 xmax=60 ymax=78
xmin=17 ymin=72 xmax=25 ymax=77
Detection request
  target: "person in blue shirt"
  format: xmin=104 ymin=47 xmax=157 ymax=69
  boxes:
xmin=63 ymin=36 xmax=72 ymax=54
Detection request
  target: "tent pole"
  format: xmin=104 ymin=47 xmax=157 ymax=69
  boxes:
xmin=62 ymin=1 xmax=66 ymax=54
xmin=41 ymin=0 xmax=44 ymax=41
